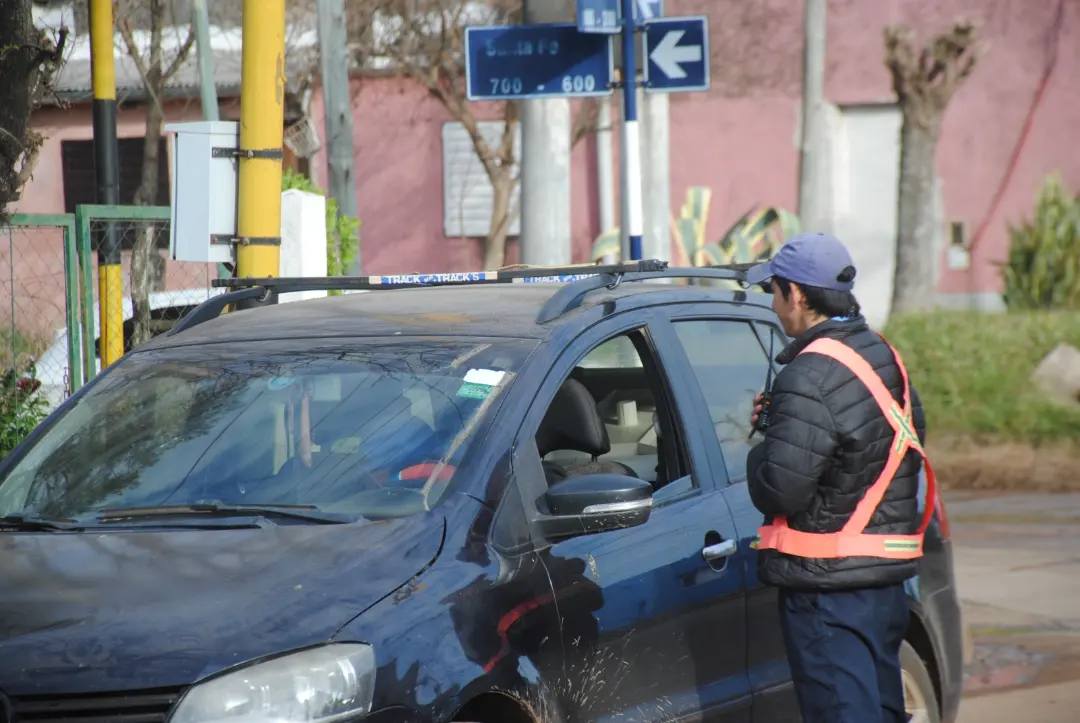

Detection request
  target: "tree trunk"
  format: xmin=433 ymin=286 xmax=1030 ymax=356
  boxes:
xmin=485 ymin=173 xmax=515 ymax=269
xmin=884 ymin=22 xmax=978 ymax=317
xmin=130 ymin=0 xmax=164 ymax=347
xmin=0 ymin=0 xmax=44 ymax=216
xmin=892 ymin=116 xmax=941 ymax=314
xmin=129 ymin=115 xmax=161 ymax=345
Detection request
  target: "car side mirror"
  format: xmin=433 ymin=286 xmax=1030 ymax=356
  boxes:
xmin=536 ymin=474 xmax=653 ymax=541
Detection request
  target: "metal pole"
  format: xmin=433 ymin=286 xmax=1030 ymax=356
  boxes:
xmin=89 ymin=0 xmax=123 ymax=366
xmin=192 ymin=0 xmax=219 ymax=122
xmin=317 ymin=0 xmax=360 ymax=274
xmin=640 ymin=90 xmax=670 ymax=261
xmin=620 ymin=0 xmax=644 ymax=260
xmin=798 ymin=0 xmax=830 ymax=232
xmin=520 ymin=0 xmax=572 ymax=267
xmin=236 ymin=0 xmax=285 ymax=281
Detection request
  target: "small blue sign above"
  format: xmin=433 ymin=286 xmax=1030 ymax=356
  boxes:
xmin=577 ymin=0 xmax=664 ymax=33
xmin=634 ymin=0 xmax=664 ymax=22
xmin=465 ymin=24 xmax=614 ymax=101
xmin=643 ymin=16 xmax=710 ymax=93
xmin=577 ymin=0 xmax=620 ymax=34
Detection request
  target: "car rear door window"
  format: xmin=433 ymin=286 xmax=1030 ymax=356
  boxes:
xmin=672 ymin=320 xmax=772 ymax=482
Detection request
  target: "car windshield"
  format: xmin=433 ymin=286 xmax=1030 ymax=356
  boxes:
xmin=0 ymin=338 xmax=534 ymax=522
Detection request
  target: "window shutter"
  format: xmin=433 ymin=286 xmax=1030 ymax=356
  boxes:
xmin=441 ymin=121 xmax=520 ymax=238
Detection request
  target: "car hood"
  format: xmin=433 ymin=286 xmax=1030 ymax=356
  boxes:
xmin=0 ymin=514 xmax=444 ymax=695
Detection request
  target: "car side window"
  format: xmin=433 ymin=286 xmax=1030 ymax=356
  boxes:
xmin=672 ymin=320 xmax=772 ymax=482
xmin=535 ymin=330 xmax=692 ymax=496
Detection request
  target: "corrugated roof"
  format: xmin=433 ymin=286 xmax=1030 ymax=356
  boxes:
xmin=49 ymin=25 xmax=316 ymax=104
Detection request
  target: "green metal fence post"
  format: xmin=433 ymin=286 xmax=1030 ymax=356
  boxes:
xmin=75 ymin=206 xmax=96 ymax=382
xmin=75 ymin=204 xmax=173 ymax=383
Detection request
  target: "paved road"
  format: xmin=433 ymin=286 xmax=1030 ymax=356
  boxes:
xmin=949 ymin=492 xmax=1080 ymax=723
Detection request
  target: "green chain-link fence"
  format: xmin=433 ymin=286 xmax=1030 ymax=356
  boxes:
xmin=0 ymin=205 xmax=219 ymax=434
xmin=75 ymin=204 xmax=219 ymax=385
xmin=0 ymin=213 xmax=81 ymax=455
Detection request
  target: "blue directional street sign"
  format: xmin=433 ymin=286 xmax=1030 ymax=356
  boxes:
xmin=577 ymin=0 xmax=664 ymax=33
xmin=465 ymin=24 xmax=614 ymax=101
xmin=643 ymin=16 xmax=710 ymax=93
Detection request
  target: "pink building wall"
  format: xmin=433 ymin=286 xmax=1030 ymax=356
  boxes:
xmin=13 ymin=0 xmax=1079 ymax=302
xmin=310 ymin=0 xmax=1080 ymax=297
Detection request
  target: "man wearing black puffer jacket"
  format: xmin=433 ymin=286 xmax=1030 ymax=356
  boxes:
xmin=745 ymin=233 xmax=931 ymax=723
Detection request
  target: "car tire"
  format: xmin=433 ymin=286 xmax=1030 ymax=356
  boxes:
xmin=901 ymin=640 xmax=941 ymax=723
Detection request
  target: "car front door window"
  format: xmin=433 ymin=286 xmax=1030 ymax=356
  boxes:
xmin=672 ymin=320 xmax=773 ymax=483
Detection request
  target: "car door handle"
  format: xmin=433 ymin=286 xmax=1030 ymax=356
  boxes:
xmin=702 ymin=539 xmax=737 ymax=561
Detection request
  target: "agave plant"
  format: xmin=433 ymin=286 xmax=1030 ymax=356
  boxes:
xmin=700 ymin=205 xmax=800 ymax=267
xmin=590 ymin=227 xmax=621 ymax=263
xmin=589 ymin=186 xmax=799 ymax=267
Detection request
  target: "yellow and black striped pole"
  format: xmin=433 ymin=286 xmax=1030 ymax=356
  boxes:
xmin=90 ymin=0 xmax=124 ymax=366
xmin=236 ymin=0 xmax=285 ymax=282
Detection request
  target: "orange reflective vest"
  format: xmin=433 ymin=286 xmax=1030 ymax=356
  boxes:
xmin=755 ymin=337 xmax=937 ymax=560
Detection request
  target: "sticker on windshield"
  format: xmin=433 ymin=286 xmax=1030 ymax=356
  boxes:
xmin=457 ymin=368 xmax=507 ymax=399
xmin=463 ymin=369 xmax=506 ymax=386
xmin=266 ymin=376 xmax=297 ymax=391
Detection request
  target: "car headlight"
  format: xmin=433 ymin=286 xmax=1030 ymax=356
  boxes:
xmin=170 ymin=644 xmax=376 ymax=723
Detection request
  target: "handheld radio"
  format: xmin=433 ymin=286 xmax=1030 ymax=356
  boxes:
xmin=749 ymin=330 xmax=777 ymax=439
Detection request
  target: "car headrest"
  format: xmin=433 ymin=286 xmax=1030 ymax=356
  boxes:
xmin=536 ymin=377 xmax=611 ymax=458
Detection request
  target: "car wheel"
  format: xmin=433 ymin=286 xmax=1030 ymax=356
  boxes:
xmin=901 ymin=640 xmax=941 ymax=723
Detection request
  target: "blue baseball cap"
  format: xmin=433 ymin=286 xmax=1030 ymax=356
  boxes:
xmin=745 ymin=232 xmax=857 ymax=292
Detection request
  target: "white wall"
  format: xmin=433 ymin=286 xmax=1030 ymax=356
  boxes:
xmin=830 ymin=105 xmax=901 ymax=329
xmin=280 ymin=189 xmax=328 ymax=302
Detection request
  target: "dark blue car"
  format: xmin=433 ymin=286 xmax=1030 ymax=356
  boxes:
xmin=0 ymin=265 xmax=962 ymax=723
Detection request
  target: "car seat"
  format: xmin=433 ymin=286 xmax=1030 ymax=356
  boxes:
xmin=536 ymin=377 xmax=636 ymax=484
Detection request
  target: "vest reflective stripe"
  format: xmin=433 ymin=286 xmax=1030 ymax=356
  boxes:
xmin=755 ymin=337 xmax=937 ymax=561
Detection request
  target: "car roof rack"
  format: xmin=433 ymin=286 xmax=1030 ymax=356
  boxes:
xmin=168 ymin=259 xmax=761 ymax=336
xmin=209 ymin=259 xmax=670 ymax=293
xmin=534 ymin=265 xmax=756 ymax=323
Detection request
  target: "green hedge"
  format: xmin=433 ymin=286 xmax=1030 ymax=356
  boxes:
xmin=885 ymin=311 xmax=1080 ymax=443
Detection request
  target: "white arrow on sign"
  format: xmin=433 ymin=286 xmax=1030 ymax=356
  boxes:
xmin=650 ymin=30 xmax=702 ymax=80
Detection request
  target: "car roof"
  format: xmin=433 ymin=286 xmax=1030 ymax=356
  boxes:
xmin=141 ymin=280 xmax=773 ymax=350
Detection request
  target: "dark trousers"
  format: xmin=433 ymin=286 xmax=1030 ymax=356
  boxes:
xmin=778 ymin=584 xmax=908 ymax=723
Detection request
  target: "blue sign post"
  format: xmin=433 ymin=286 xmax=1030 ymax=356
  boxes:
xmin=620 ymin=0 xmax=644 ymax=260
xmin=465 ymin=24 xmax=614 ymax=101
xmin=643 ymin=17 xmax=710 ymax=92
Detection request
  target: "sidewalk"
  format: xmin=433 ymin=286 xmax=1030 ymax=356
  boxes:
xmin=948 ymin=492 xmax=1080 ymax=723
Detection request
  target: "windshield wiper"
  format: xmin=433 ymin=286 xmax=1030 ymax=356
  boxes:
xmin=95 ymin=503 xmax=350 ymax=525
xmin=0 ymin=514 xmax=84 ymax=532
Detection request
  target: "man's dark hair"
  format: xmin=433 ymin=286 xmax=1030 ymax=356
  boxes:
xmin=773 ymin=274 xmax=861 ymax=319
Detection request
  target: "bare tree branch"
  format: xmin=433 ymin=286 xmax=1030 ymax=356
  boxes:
xmin=162 ymin=30 xmax=196 ymax=81
xmin=118 ymin=18 xmax=165 ymax=117
xmin=359 ymin=0 xmax=523 ymax=266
